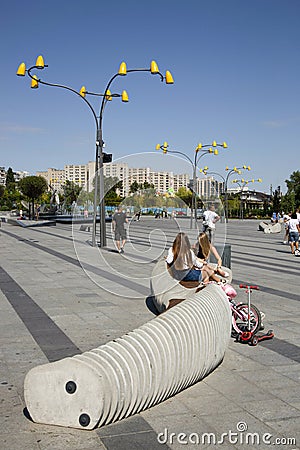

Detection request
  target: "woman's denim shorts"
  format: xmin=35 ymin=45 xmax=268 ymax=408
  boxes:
xmin=289 ymin=231 xmax=299 ymax=243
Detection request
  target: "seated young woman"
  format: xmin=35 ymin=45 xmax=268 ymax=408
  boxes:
xmin=166 ymin=232 xmax=220 ymax=284
xmin=193 ymin=231 xmax=229 ymax=278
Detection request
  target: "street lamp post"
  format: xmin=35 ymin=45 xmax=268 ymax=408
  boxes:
xmin=17 ymin=56 xmax=174 ymax=247
xmin=156 ymin=140 xmax=227 ymax=228
xmin=200 ymin=165 xmax=251 ymax=223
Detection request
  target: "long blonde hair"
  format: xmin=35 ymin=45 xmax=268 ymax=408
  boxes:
xmin=172 ymin=232 xmax=193 ymax=270
xmin=197 ymin=232 xmax=211 ymax=260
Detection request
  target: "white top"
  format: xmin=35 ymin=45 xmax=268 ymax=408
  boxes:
xmin=166 ymin=247 xmax=203 ymax=270
xmin=203 ymin=210 xmax=219 ymax=229
xmin=288 ymin=218 xmax=299 ymax=233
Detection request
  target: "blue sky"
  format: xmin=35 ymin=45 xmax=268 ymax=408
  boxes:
xmin=1 ymin=0 xmax=299 ymax=194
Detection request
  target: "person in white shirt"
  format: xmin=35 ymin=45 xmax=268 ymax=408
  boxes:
xmin=282 ymin=212 xmax=291 ymax=244
xmin=288 ymin=212 xmax=300 ymax=255
xmin=202 ymin=205 xmax=220 ymax=242
xmin=166 ymin=232 xmax=220 ymax=283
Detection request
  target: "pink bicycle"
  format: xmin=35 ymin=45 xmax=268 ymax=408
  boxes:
xmin=221 ymin=283 xmax=262 ymax=337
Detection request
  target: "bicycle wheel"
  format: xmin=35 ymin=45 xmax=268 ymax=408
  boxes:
xmin=232 ymin=303 xmax=261 ymax=335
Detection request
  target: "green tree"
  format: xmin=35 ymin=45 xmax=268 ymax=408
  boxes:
xmin=176 ymin=187 xmax=193 ymax=208
xmin=18 ymin=176 xmax=48 ymax=219
xmin=285 ymin=171 xmax=300 ymax=207
xmin=141 ymin=181 xmax=155 ymax=190
xmin=62 ymin=180 xmax=82 ymax=210
xmin=272 ymin=187 xmax=281 ymax=213
xmin=5 ymin=167 xmax=15 ymax=189
xmin=129 ymin=181 xmax=140 ymax=193
xmin=103 ymin=176 xmax=123 ymax=206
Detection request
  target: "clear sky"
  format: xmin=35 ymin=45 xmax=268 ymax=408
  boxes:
xmin=1 ymin=0 xmax=299 ymax=194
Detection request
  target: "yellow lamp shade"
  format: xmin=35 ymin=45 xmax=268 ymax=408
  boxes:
xmin=31 ymin=75 xmax=39 ymax=89
xmin=155 ymin=144 xmax=161 ymax=150
xmin=247 ymin=166 xmax=251 ymax=170
xmin=208 ymin=147 xmax=213 ymax=153
xmin=163 ymin=149 xmax=168 ymax=154
xmin=121 ymin=90 xmax=129 ymax=102
xmin=222 ymin=141 xmax=228 ymax=148
xmin=35 ymin=55 xmax=45 ymax=69
xmin=212 ymin=140 xmax=217 ymax=147
xmin=79 ymin=86 xmax=86 ymax=98
xmin=163 ymin=141 xmax=168 ymax=148
xmin=225 ymin=166 xmax=229 ymax=171
xmin=234 ymin=166 xmax=237 ymax=171
xmin=258 ymin=178 xmax=262 ymax=182
xmin=214 ymin=149 xmax=219 ymax=155
xmin=199 ymin=168 xmax=203 ymax=173
xmin=105 ymin=89 xmax=112 ymax=101
xmin=16 ymin=62 xmax=26 ymax=76
xmin=150 ymin=60 xmax=159 ymax=74
xmin=197 ymin=143 xmax=202 ymax=150
xmin=238 ymin=170 xmax=242 ymax=174
xmin=241 ymin=178 xmax=245 ymax=183
xmin=118 ymin=62 xmax=127 ymax=76
xmin=165 ymin=70 xmax=174 ymax=84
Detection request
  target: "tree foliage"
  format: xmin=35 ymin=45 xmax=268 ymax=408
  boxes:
xmin=5 ymin=167 xmax=15 ymax=189
xmin=62 ymin=180 xmax=82 ymax=207
xmin=176 ymin=187 xmax=193 ymax=208
xmin=18 ymin=176 xmax=48 ymax=219
xmin=18 ymin=176 xmax=48 ymax=201
xmin=285 ymin=171 xmax=300 ymax=207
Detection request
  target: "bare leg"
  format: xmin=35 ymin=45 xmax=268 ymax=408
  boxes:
xmin=202 ymin=266 xmax=220 ymax=283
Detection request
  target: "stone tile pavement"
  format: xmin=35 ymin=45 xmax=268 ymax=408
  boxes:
xmin=0 ymin=217 xmax=299 ymax=449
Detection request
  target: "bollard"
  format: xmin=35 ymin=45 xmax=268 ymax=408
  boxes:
xmin=24 ymin=282 xmax=231 ymax=430
xmin=210 ymin=243 xmax=231 ymax=269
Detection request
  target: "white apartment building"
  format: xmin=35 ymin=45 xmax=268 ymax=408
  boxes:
xmin=14 ymin=170 xmax=30 ymax=182
xmin=128 ymin=167 xmax=151 ymax=186
xmin=173 ymin=173 xmax=190 ymax=192
xmin=36 ymin=168 xmax=65 ymax=193
xmin=35 ymin=161 xmax=191 ymax=197
xmin=104 ymin=163 xmax=129 ymax=197
xmin=64 ymin=164 xmax=88 ymax=189
xmin=0 ymin=167 xmax=29 ymax=186
xmin=197 ymin=176 xmax=224 ymax=199
xmin=0 ymin=167 xmax=6 ymax=186
xmin=149 ymin=171 xmax=172 ymax=194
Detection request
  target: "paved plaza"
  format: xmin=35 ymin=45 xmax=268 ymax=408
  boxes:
xmin=0 ymin=217 xmax=299 ymax=450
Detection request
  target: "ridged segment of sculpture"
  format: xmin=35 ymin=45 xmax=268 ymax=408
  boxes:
xmin=24 ymin=282 xmax=231 ymax=429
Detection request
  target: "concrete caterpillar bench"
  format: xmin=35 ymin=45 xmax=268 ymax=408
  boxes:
xmin=24 ymin=261 xmax=232 ymax=430
xmin=258 ymin=221 xmax=281 ymax=234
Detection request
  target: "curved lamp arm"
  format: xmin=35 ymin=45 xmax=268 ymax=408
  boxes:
xmin=27 ymin=65 xmax=99 ymax=131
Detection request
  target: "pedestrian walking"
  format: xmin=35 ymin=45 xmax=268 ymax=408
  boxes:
xmin=202 ymin=205 xmax=220 ymax=242
xmin=112 ymin=206 xmax=128 ymax=253
xmin=288 ymin=211 xmax=300 ymax=255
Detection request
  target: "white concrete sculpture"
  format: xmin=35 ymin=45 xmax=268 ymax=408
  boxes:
xmin=259 ymin=221 xmax=281 ymax=234
xmin=24 ymin=262 xmax=231 ymax=430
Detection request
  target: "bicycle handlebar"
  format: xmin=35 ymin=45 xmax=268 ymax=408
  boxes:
xmin=239 ymin=284 xmax=260 ymax=290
